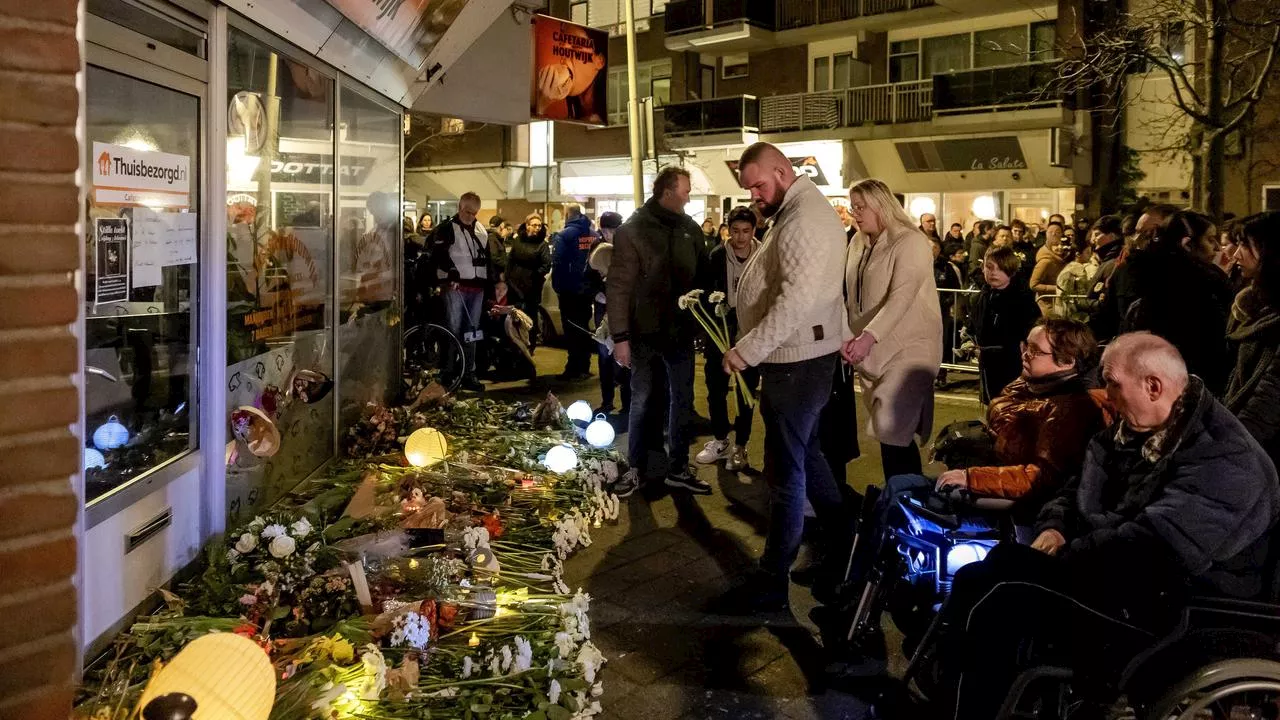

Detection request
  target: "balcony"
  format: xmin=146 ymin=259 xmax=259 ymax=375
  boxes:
xmin=663 ymin=95 xmax=760 ymax=138
xmin=933 ymin=61 xmax=1067 ymax=114
xmin=665 ymin=0 xmax=938 ymax=49
xmin=663 ymin=62 xmax=1065 ymax=146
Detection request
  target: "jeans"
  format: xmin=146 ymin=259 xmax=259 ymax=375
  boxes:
xmin=595 ymin=302 xmax=630 ymax=411
xmin=758 ymin=353 xmax=851 ymax=577
xmin=703 ymin=341 xmax=759 ymax=444
xmin=628 ymin=341 xmax=694 ymax=477
xmin=558 ymin=291 xmax=594 ymax=375
xmin=444 ymin=286 xmax=484 ymax=379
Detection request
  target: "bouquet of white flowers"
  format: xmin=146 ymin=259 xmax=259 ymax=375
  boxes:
xmin=678 ymin=289 xmax=755 ymax=409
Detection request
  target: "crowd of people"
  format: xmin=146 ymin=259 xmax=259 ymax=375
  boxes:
xmin=405 ymin=145 xmax=1280 ymax=713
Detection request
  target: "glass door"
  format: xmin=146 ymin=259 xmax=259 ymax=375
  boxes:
xmin=84 ymin=63 xmax=202 ymax=514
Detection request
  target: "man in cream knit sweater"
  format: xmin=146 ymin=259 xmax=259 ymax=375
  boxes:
xmin=724 ymin=142 xmax=853 ymax=611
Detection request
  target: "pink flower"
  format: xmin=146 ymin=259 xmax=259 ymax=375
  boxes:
xmin=239 ymin=593 xmax=259 ymax=606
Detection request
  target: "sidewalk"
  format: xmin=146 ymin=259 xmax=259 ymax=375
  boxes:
xmin=488 ymin=347 xmax=981 ymax=719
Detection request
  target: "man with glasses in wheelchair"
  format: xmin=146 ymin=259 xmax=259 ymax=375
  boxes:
xmin=932 ymin=332 xmax=1280 ymax=719
xmin=818 ymin=317 xmax=1110 ymax=668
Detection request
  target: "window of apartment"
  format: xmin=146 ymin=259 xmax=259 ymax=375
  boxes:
xmin=923 ymin=33 xmax=971 ymax=76
xmin=1162 ymin=21 xmax=1186 ymax=63
xmin=974 ymin=25 xmax=1027 ymax=68
xmin=575 ymin=0 xmax=664 ymax=35
xmin=607 ymin=59 xmax=672 ymax=125
xmin=722 ymin=53 xmax=749 ymax=79
xmin=1264 ymin=186 xmax=1280 ymax=212
xmin=889 ymin=39 xmax=920 ymax=82
xmin=813 ymin=56 xmax=829 ymax=91
xmin=1031 ymin=20 xmax=1057 ymax=60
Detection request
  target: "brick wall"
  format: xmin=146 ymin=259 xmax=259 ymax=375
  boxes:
xmin=0 ymin=1 xmax=82 ymax=719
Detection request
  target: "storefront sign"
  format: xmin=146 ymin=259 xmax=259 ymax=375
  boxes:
xmin=93 ymin=142 xmax=191 ymax=209
xmin=896 ymin=137 xmax=1027 ymax=173
xmin=94 ymin=218 xmax=130 ymax=305
xmin=323 ymin=0 xmax=467 ymax=69
xmin=271 ymin=153 xmax=377 ymax=185
xmin=531 ymin=16 xmax=607 ymax=126
xmin=726 ymin=156 xmax=832 ymax=186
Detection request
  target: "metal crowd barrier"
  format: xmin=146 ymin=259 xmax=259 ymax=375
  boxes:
xmin=935 ymin=288 xmax=1091 ymax=374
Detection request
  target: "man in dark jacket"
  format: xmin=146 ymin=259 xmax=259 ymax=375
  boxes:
xmin=608 ymin=167 xmax=709 ymax=497
xmin=938 ymin=332 xmax=1280 ymax=719
xmin=551 ymin=204 xmax=597 ymax=380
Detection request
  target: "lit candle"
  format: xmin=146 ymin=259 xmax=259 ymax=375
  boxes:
xmin=468 ymin=632 xmax=480 ymax=647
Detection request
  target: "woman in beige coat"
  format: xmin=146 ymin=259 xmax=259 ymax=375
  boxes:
xmin=843 ymin=179 xmax=943 ymax=480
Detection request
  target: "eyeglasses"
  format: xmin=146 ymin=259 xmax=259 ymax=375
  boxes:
xmin=850 ymin=202 xmax=868 ymax=213
xmin=1020 ymin=341 xmax=1054 ymax=359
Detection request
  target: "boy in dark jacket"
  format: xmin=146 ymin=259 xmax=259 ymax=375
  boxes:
xmin=694 ymin=206 xmax=761 ymax=472
xmin=552 ymin=204 xmax=597 ymax=380
xmin=938 ymin=332 xmax=1280 ymax=720
xmin=970 ymin=246 xmax=1041 ymax=403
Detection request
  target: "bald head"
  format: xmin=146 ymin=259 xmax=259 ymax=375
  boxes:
xmin=738 ymin=142 xmax=797 ymax=218
xmin=1101 ymin=332 xmax=1188 ymax=431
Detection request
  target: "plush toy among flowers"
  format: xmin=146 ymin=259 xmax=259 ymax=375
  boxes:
xmin=76 ymin=396 xmax=623 ymax=720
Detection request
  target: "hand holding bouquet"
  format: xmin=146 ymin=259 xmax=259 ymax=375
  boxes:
xmin=678 ymin=290 xmax=755 ymax=409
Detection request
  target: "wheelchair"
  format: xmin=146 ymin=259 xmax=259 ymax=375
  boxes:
xmin=820 ymin=486 xmax=1016 ymax=668
xmin=886 ymin=551 xmax=1280 ymax=720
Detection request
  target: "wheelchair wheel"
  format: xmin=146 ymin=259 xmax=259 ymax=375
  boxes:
xmin=1147 ymin=659 xmax=1280 ymax=720
xmin=403 ymin=323 xmax=464 ymax=394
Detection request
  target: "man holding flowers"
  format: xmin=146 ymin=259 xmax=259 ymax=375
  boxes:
xmin=724 ymin=142 xmax=854 ymax=612
xmin=694 ymin=206 xmax=762 ymax=472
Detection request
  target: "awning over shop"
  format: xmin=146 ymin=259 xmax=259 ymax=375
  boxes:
xmin=405 ymin=167 xmax=521 ymax=203
xmin=557 ymin=156 xmax=717 ymax=198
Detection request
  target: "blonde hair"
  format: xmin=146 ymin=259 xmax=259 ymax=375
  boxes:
xmin=848 ymin=178 xmax=916 ymax=235
xmin=525 ymin=212 xmax=543 ymax=224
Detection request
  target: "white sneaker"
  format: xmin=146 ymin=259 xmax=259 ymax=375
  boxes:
xmin=695 ymin=439 xmax=730 ymax=464
xmin=724 ymin=445 xmax=748 ymax=471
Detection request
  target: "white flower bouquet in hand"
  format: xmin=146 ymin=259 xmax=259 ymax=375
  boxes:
xmin=679 ymin=290 xmax=754 ymax=409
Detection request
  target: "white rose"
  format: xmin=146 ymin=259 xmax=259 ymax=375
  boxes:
xmin=291 ymin=518 xmax=312 ymax=538
xmin=268 ymin=534 xmax=297 ymax=558
xmin=261 ymin=523 xmax=286 ymax=539
xmin=234 ymin=533 xmax=257 ymax=553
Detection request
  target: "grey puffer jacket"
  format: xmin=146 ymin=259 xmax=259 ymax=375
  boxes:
xmin=1036 ymin=376 xmax=1280 ymax=599
xmin=1225 ymin=287 xmax=1280 ymax=467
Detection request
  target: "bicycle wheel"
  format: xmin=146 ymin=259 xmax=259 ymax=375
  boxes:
xmin=403 ymin=323 xmax=464 ymax=393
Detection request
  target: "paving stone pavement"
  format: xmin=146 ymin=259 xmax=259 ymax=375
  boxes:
xmin=487 ymin=347 xmax=981 ymax=718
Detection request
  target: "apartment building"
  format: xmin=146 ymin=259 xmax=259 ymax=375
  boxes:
xmin=407 ymin=0 xmax=1093 ymax=230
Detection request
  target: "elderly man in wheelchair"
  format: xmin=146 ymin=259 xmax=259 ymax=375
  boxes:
xmin=917 ymin=332 xmax=1280 ymax=720
xmin=816 ymin=318 xmax=1110 ymax=669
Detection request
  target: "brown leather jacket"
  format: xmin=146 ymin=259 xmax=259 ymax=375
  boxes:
xmin=967 ymin=373 xmax=1111 ymax=499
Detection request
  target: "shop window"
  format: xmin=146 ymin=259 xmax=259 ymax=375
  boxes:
xmin=889 ymin=39 xmax=920 ymax=83
xmin=923 ymin=33 xmax=971 ymax=76
xmin=1031 ymin=20 xmax=1057 ymax=61
xmin=974 ymin=26 xmax=1028 ymax=69
xmin=84 ymin=66 xmax=200 ymax=505
xmin=225 ymin=28 xmax=336 ymax=523
xmin=337 ymin=82 xmax=401 ymax=432
xmin=722 ymin=53 xmax=749 ymax=79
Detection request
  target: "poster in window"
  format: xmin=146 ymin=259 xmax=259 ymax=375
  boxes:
xmin=95 ymin=217 xmax=130 ymax=305
xmin=531 ymin=15 xmax=607 ymax=126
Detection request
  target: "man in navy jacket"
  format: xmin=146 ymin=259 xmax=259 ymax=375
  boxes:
xmin=552 ymin=204 xmax=597 ymax=379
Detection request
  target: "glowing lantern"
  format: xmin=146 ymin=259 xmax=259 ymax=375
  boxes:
xmin=946 ymin=542 xmax=991 ymax=574
xmin=405 ymin=428 xmax=449 ymax=467
xmin=93 ymin=415 xmax=129 ymax=450
xmin=543 ymin=444 xmax=578 ymax=473
xmin=85 ymin=448 xmax=106 ymax=471
xmin=136 ymin=632 xmax=276 ymax=720
xmin=584 ymin=414 xmax=615 ymax=448
xmin=566 ymin=400 xmax=593 ymax=423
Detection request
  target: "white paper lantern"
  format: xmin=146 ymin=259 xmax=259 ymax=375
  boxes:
xmin=467 ymin=545 xmax=501 ymax=578
xmin=543 ymin=444 xmax=579 ymax=473
xmin=85 ymin=448 xmax=106 ymax=470
xmin=566 ymin=400 xmax=593 ymax=423
xmin=92 ymin=415 xmax=130 ymax=450
xmin=584 ymin=414 xmax=615 ymax=448
xmin=405 ymin=427 xmax=449 ymax=467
